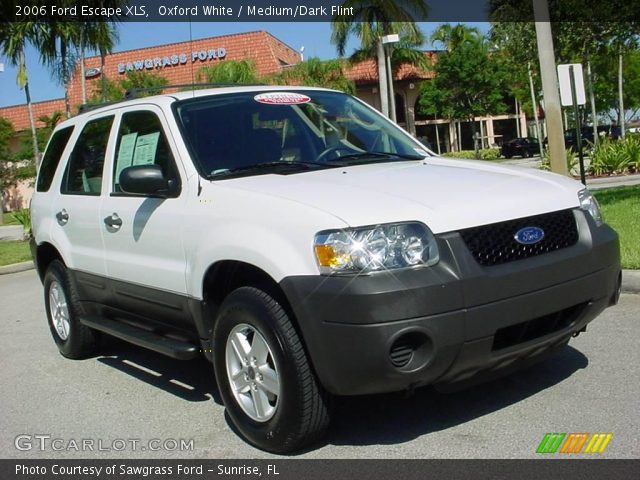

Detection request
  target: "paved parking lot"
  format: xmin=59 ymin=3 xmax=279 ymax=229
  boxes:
xmin=1 ymin=270 xmax=638 ymax=459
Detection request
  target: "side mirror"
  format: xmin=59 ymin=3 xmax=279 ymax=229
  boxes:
xmin=119 ymin=165 xmax=175 ymax=197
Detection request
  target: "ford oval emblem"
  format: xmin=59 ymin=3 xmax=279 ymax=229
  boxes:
xmin=84 ymin=67 xmax=101 ymax=79
xmin=514 ymin=226 xmax=545 ymax=245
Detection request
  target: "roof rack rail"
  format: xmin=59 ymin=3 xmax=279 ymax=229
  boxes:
xmin=124 ymin=82 xmax=267 ymax=100
xmin=77 ymin=100 xmax=126 ymax=114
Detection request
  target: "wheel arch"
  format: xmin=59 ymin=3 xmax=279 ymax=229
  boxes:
xmin=199 ymin=260 xmax=308 ymax=356
xmin=34 ymin=242 xmax=65 ymax=282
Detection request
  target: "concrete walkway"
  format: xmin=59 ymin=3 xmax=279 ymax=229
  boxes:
xmin=501 ymin=156 xmax=640 ymax=190
xmin=0 ymin=225 xmax=25 ymax=241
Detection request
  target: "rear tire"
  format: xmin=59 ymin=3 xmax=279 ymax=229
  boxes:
xmin=44 ymin=260 xmax=98 ymax=359
xmin=213 ymin=287 xmax=331 ymax=453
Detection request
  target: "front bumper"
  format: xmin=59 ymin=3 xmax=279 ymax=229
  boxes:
xmin=280 ymin=210 xmax=620 ymax=396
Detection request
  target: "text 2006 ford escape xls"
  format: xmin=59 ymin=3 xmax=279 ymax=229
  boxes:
xmin=30 ymin=86 xmax=621 ymax=453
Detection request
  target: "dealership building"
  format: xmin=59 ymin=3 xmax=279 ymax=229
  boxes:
xmin=1 ymin=30 xmax=528 ymax=209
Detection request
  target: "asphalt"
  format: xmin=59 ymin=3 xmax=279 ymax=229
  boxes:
xmin=1 ymin=270 xmax=638 ymax=459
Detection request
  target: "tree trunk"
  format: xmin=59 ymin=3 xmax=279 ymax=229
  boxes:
xmin=62 ymin=40 xmax=71 ymax=118
xmin=618 ymin=52 xmax=625 ymax=137
xmin=376 ymin=39 xmax=389 ymax=117
xmin=101 ymin=50 xmax=107 ymax=103
xmin=25 ymin=84 xmax=40 ymax=168
xmin=533 ymin=2 xmax=567 ymax=175
xmin=80 ymin=33 xmax=86 ymax=105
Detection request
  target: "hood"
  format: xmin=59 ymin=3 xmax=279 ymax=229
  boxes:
xmin=214 ymin=158 xmax=584 ymax=233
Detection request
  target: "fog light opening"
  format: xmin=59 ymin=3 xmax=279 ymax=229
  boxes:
xmin=389 ymin=332 xmax=433 ymax=370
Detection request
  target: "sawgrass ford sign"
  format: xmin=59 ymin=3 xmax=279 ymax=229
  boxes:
xmin=117 ymin=47 xmax=227 ymax=74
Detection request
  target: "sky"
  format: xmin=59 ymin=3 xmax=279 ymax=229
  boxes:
xmin=0 ymin=22 xmax=489 ymax=108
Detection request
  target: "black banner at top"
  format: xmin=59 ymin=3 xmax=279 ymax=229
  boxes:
xmin=2 ymin=0 xmax=640 ymax=23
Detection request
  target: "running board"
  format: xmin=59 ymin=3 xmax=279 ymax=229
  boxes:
xmin=80 ymin=316 xmax=200 ymax=360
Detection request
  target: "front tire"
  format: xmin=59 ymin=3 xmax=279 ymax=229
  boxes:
xmin=213 ymin=287 xmax=330 ymax=453
xmin=43 ymin=260 xmax=98 ymax=359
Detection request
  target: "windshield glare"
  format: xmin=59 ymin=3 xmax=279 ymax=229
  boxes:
xmin=174 ymin=90 xmax=427 ymax=177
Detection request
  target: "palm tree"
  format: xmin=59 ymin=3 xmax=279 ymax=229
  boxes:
xmin=36 ymin=20 xmax=79 ymax=118
xmin=331 ymin=0 xmax=429 ymax=117
xmin=78 ymin=22 xmax=119 ymax=105
xmin=349 ymin=32 xmax=429 ymax=75
xmin=37 ymin=1 xmax=121 ymax=115
xmin=270 ymin=57 xmax=356 ymax=94
xmin=430 ymin=23 xmax=482 ymax=52
xmin=0 ymin=22 xmax=42 ymax=164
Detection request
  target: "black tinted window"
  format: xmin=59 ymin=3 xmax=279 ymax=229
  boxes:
xmin=113 ymin=111 xmax=178 ymax=192
xmin=61 ymin=116 xmax=113 ymax=195
xmin=36 ymin=126 xmax=74 ymax=192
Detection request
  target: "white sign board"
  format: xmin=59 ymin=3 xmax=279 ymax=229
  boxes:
xmin=557 ymin=63 xmax=586 ymax=106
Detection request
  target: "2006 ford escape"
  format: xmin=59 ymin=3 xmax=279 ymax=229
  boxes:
xmin=30 ymin=86 xmax=621 ymax=453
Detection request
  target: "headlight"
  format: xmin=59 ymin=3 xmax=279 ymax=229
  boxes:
xmin=314 ymin=222 xmax=439 ymax=274
xmin=578 ymin=189 xmax=603 ymax=226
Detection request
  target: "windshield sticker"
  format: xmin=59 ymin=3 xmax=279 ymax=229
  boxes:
xmin=254 ymin=92 xmax=311 ymax=105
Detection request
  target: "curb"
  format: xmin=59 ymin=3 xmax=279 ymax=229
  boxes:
xmin=0 ymin=261 xmax=35 ymax=276
xmin=621 ymin=269 xmax=640 ymax=294
xmin=0 ymin=262 xmax=638 ymax=295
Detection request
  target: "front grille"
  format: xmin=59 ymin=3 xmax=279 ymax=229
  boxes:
xmin=492 ymin=302 xmax=588 ymax=351
xmin=459 ymin=209 xmax=579 ymax=267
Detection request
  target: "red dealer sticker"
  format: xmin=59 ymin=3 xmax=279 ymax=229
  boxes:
xmin=254 ymin=92 xmax=311 ymax=105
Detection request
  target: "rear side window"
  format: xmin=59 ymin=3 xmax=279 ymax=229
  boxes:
xmin=61 ymin=116 xmax=114 ymax=195
xmin=36 ymin=126 xmax=74 ymax=192
xmin=112 ymin=110 xmax=179 ymax=193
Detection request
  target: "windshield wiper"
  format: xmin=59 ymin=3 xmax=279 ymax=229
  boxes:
xmin=207 ymin=161 xmax=334 ymax=179
xmin=330 ymin=151 xmax=424 ymax=163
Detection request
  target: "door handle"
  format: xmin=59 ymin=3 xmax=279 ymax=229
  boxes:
xmin=55 ymin=209 xmax=69 ymax=225
xmin=104 ymin=213 xmax=122 ymax=229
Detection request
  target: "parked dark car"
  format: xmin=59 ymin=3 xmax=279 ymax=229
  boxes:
xmin=543 ymin=126 xmax=621 ymax=150
xmin=501 ymin=137 xmax=541 ymax=158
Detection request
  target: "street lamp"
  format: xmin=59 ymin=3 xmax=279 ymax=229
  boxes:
xmin=382 ymin=34 xmax=400 ymax=122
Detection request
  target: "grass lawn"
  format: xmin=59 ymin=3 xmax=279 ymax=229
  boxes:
xmin=594 ymin=185 xmax=640 ymax=270
xmin=0 ymin=240 xmax=32 ymax=267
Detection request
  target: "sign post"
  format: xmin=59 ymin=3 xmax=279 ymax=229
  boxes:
xmin=558 ymin=63 xmax=587 ymax=185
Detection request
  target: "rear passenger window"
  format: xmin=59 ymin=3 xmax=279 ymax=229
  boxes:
xmin=61 ymin=116 xmax=114 ymax=195
xmin=37 ymin=126 xmax=74 ymax=192
xmin=113 ymin=111 xmax=179 ymax=193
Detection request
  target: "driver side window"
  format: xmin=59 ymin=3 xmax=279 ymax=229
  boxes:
xmin=112 ymin=111 xmax=179 ymax=193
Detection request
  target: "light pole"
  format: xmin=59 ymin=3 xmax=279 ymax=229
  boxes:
xmin=376 ymin=39 xmax=389 ymax=117
xmin=382 ymin=34 xmax=400 ymax=122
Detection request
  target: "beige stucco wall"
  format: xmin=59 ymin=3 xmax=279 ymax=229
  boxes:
xmin=2 ymin=179 xmax=33 ymax=212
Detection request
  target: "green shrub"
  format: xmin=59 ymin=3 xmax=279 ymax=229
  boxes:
xmin=441 ymin=148 xmax=501 ymax=161
xmin=540 ymin=148 xmax=578 ymax=174
xmin=589 ymin=137 xmax=632 ymax=175
xmin=10 ymin=209 xmax=31 ymax=239
xmin=621 ymin=134 xmax=640 ymax=172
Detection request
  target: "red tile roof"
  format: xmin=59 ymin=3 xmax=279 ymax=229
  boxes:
xmin=345 ymin=52 xmax=436 ymax=85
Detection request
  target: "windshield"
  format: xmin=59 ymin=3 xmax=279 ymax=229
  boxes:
xmin=173 ymin=90 xmax=427 ymax=179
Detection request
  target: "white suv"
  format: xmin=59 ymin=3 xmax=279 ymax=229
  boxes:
xmin=30 ymin=86 xmax=621 ymax=453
